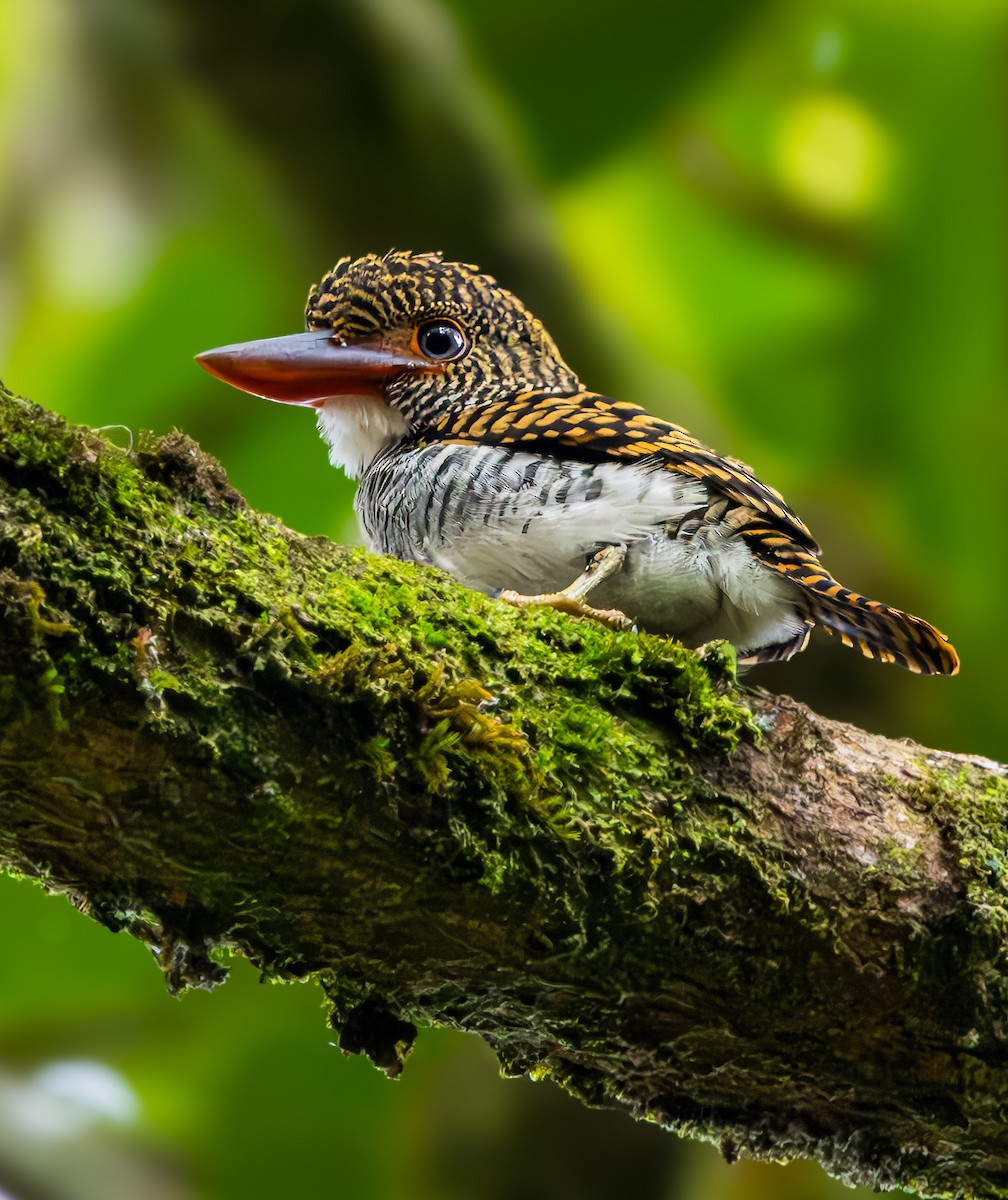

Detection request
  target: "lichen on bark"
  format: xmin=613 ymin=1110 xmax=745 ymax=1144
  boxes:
xmin=1 ymin=381 xmax=1007 ymax=1200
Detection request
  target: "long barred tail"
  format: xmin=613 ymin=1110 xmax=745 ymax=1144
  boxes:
xmin=745 ymin=526 xmax=959 ymax=676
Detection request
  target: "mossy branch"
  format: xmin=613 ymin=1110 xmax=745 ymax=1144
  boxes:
xmin=1 ymin=382 xmax=1006 ymax=1199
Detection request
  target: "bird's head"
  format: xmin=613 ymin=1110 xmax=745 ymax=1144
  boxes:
xmin=196 ymin=251 xmax=580 ymax=477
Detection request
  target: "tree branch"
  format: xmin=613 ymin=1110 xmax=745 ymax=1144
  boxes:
xmin=1 ymin=382 xmax=1005 ymax=1200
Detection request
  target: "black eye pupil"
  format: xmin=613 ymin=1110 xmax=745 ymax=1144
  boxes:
xmin=418 ymin=321 xmax=465 ymax=360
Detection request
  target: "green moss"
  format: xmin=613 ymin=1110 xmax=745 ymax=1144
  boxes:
xmin=870 ymin=834 xmax=926 ymax=884
xmin=146 ymin=668 xmax=185 ymax=693
xmin=361 ymin=733 xmax=397 ymax=780
xmin=37 ymin=664 xmax=69 ymax=732
xmin=926 ymin=765 xmax=1008 ymax=935
xmin=0 ymin=380 xmax=770 ymax=1042
xmin=15 ymin=381 xmax=1008 ymax=1196
xmin=19 ymin=580 xmax=78 ymax=638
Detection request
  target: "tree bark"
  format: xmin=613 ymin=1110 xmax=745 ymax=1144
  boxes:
xmin=0 ymin=382 xmax=1005 ymax=1199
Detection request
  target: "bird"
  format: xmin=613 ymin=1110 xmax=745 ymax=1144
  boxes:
xmin=196 ymin=250 xmax=958 ymax=675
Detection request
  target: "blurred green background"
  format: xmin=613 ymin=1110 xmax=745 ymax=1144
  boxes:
xmin=1 ymin=0 xmax=1005 ymax=1196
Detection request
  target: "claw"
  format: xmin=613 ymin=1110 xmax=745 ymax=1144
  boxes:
xmin=497 ymin=544 xmax=635 ymax=632
xmin=499 ymin=588 xmax=635 ymax=631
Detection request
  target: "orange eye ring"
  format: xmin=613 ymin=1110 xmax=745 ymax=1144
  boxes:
xmin=412 ymin=318 xmax=469 ymax=362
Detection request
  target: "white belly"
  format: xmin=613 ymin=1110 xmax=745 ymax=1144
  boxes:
xmin=358 ymin=445 xmax=806 ymax=655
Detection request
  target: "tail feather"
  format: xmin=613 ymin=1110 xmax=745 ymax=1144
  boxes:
xmin=803 ymin=586 xmax=959 ymax=675
xmin=745 ymin=527 xmax=959 ymax=676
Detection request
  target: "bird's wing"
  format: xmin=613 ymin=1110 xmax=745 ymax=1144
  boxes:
xmin=434 ymin=391 xmax=819 ymax=552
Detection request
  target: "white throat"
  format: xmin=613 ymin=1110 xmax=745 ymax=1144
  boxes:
xmin=315 ymin=396 xmax=409 ymax=479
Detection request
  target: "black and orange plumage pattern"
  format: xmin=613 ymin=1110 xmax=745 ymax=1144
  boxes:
xmin=433 ymin=390 xmax=816 ymax=546
xmin=199 ymin=251 xmax=959 ymax=676
xmin=740 ymin=522 xmax=958 ymax=674
xmin=432 ymin=389 xmax=957 ymax=674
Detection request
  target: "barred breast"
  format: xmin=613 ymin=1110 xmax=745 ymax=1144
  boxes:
xmin=356 ymin=442 xmax=806 ymax=653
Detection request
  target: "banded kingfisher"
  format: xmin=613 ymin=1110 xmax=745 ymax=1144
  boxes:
xmin=197 ymin=250 xmax=958 ymax=675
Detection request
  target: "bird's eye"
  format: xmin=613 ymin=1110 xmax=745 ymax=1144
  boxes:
xmin=415 ymin=319 xmax=468 ymax=361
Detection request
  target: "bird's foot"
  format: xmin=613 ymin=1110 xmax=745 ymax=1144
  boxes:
xmin=498 ymin=544 xmax=635 ymax=632
xmin=498 ymin=587 xmax=635 ymax=632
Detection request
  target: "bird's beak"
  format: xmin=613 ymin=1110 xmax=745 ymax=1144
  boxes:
xmin=195 ymin=331 xmax=432 ymax=406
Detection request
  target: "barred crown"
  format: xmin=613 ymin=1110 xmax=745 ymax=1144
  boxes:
xmin=304 ymin=251 xmax=580 ymax=425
